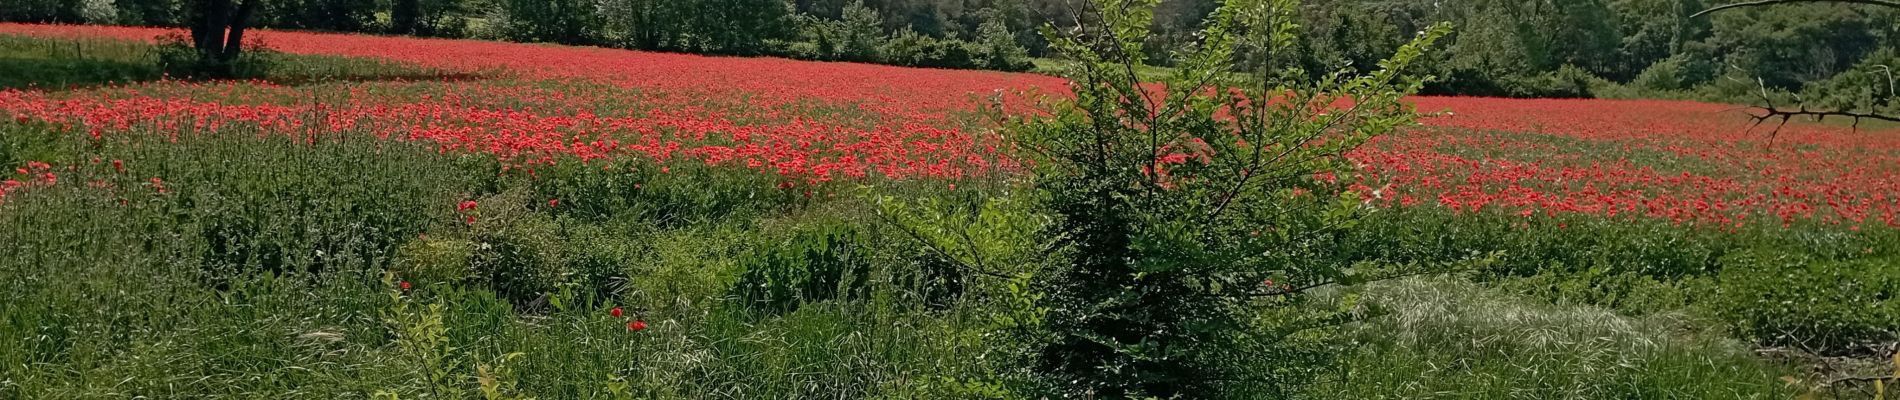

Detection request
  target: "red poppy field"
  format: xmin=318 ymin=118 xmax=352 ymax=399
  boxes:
xmin=5 ymin=23 xmax=1897 ymax=230
xmin=2 ymin=22 xmax=1897 ymax=399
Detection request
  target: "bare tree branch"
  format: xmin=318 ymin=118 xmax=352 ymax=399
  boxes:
xmin=1733 ymin=77 xmax=1900 ymax=136
xmin=1744 ymin=106 xmax=1900 ymax=133
xmin=1693 ymin=0 xmax=1900 ymax=18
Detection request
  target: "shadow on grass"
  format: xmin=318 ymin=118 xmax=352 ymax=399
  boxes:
xmin=0 ymin=38 xmax=498 ymax=92
xmin=0 ymin=56 xmax=159 ymax=90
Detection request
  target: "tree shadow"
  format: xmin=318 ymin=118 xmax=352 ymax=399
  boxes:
xmin=0 ymin=54 xmax=498 ymax=92
xmin=0 ymin=56 xmax=160 ymax=91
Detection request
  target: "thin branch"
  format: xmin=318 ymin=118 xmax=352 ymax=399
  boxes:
xmin=1742 ymin=105 xmax=1900 ymax=134
xmin=870 ymin=206 xmax=1016 ymax=280
xmin=1693 ymin=0 xmax=1900 ymax=18
xmin=1729 ymin=76 xmax=1900 ymax=136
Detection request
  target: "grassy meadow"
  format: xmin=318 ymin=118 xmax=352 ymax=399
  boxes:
xmin=2 ymin=26 xmax=1897 ymax=399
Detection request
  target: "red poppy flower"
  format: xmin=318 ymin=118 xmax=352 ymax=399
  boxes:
xmin=458 ymin=200 xmax=478 ymax=211
xmin=610 ymin=307 xmax=623 ymax=318
xmin=627 ymin=320 xmax=647 ymax=332
xmin=399 ymin=281 xmax=412 ymax=290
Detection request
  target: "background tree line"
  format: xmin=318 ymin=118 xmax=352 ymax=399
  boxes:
xmin=2 ymin=0 xmax=1895 ymax=104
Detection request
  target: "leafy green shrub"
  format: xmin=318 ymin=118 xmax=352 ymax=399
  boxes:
xmin=787 ymin=5 xmax=1031 ymax=72
xmin=468 ymin=199 xmax=566 ymax=306
xmin=1802 ymin=48 xmax=1899 ymax=118
xmin=791 ymin=0 xmax=881 ymax=62
xmin=877 ymin=28 xmax=934 ymax=66
xmin=1632 ymin=54 xmax=1717 ymax=92
xmin=874 ymin=189 xmax=1051 ymax=313
xmin=734 ymin=223 xmax=868 ymax=314
xmin=1708 ymin=252 xmax=1900 ymax=354
xmin=154 ymin=33 xmax=276 ymax=79
xmin=486 ymin=0 xmax=599 ymax=45
xmin=395 ymin=236 xmax=477 ymax=284
xmin=561 ymin=224 xmax=640 ymax=302
xmin=971 ymin=14 xmax=1032 ymax=71
xmin=1009 ymin=0 xmax=1448 ymax=396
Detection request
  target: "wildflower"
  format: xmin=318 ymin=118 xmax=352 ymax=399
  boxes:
xmin=458 ymin=200 xmax=478 ymax=211
xmin=610 ymin=307 xmax=624 ymax=318
xmin=627 ymin=320 xmax=647 ymax=332
xmin=548 ymin=198 xmax=560 ymax=208
xmin=400 ymin=281 xmax=412 ymax=291
xmin=112 ymin=160 xmax=124 ymax=173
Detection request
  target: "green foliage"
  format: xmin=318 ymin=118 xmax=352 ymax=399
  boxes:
xmin=8 ymin=29 xmax=1900 ymax=400
xmin=1709 ymin=252 xmax=1900 ymax=355
xmin=1013 ymin=0 xmax=1449 ymax=396
xmin=1803 ymin=48 xmax=1900 ymax=118
xmin=596 ymin=0 xmax=793 ymax=54
xmin=815 ymin=0 xmax=885 ymax=61
xmin=1631 ymin=53 xmax=1719 ymax=92
xmin=488 ymin=0 xmax=601 ymax=45
xmin=0 ymin=0 xmax=83 ymax=23
xmin=973 ymin=12 xmax=1033 ymax=71
xmin=734 ymin=222 xmax=869 ymax=314
xmin=531 ymin=159 xmax=797 ymax=227
xmin=0 ymin=35 xmax=158 ymax=90
xmin=788 ymin=3 xmax=1034 ymax=71
xmin=1316 ymin=278 xmax=1797 ymax=399
xmin=155 ymin=33 xmax=278 ymax=79
xmin=390 ymin=0 xmax=471 ymax=37
xmin=468 ymin=205 xmax=566 ymax=306
xmin=874 ymin=187 xmax=1051 ymax=312
xmin=263 ymin=0 xmax=380 ymax=32
xmin=113 ymin=0 xmax=183 ymax=25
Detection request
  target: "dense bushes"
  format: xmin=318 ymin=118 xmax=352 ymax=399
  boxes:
xmin=1338 ymin=206 xmax=1900 ymax=356
xmin=776 ymin=1 xmax=1032 ymax=70
xmin=1002 ymin=0 xmax=1449 ymax=396
xmin=1709 ymin=253 xmax=1900 ymax=354
xmin=734 ymin=223 xmax=869 ymax=314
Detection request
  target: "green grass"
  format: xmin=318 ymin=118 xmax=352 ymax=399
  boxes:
xmin=0 ymin=33 xmax=489 ymax=91
xmin=1031 ymin=57 xmax=1179 ymax=81
xmin=2 ymin=33 xmax=1896 ymax=399
xmin=1314 ymin=278 xmax=1798 ymax=399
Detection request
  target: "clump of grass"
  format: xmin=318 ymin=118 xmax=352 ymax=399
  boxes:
xmin=1315 ymin=277 xmax=1797 ymax=399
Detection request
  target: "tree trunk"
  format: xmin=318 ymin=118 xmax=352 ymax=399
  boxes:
xmin=221 ymin=0 xmax=260 ymax=62
xmin=193 ymin=0 xmax=231 ymax=58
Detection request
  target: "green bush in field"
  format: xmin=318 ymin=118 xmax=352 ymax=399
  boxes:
xmin=1709 ymin=252 xmax=1900 ymax=354
xmin=470 ymin=211 xmax=566 ymax=307
xmin=532 ymin=159 xmax=796 ymax=228
xmin=734 ymin=222 xmax=869 ymax=314
xmin=154 ymin=33 xmax=277 ymax=79
xmin=1008 ymin=0 xmax=1447 ymax=396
